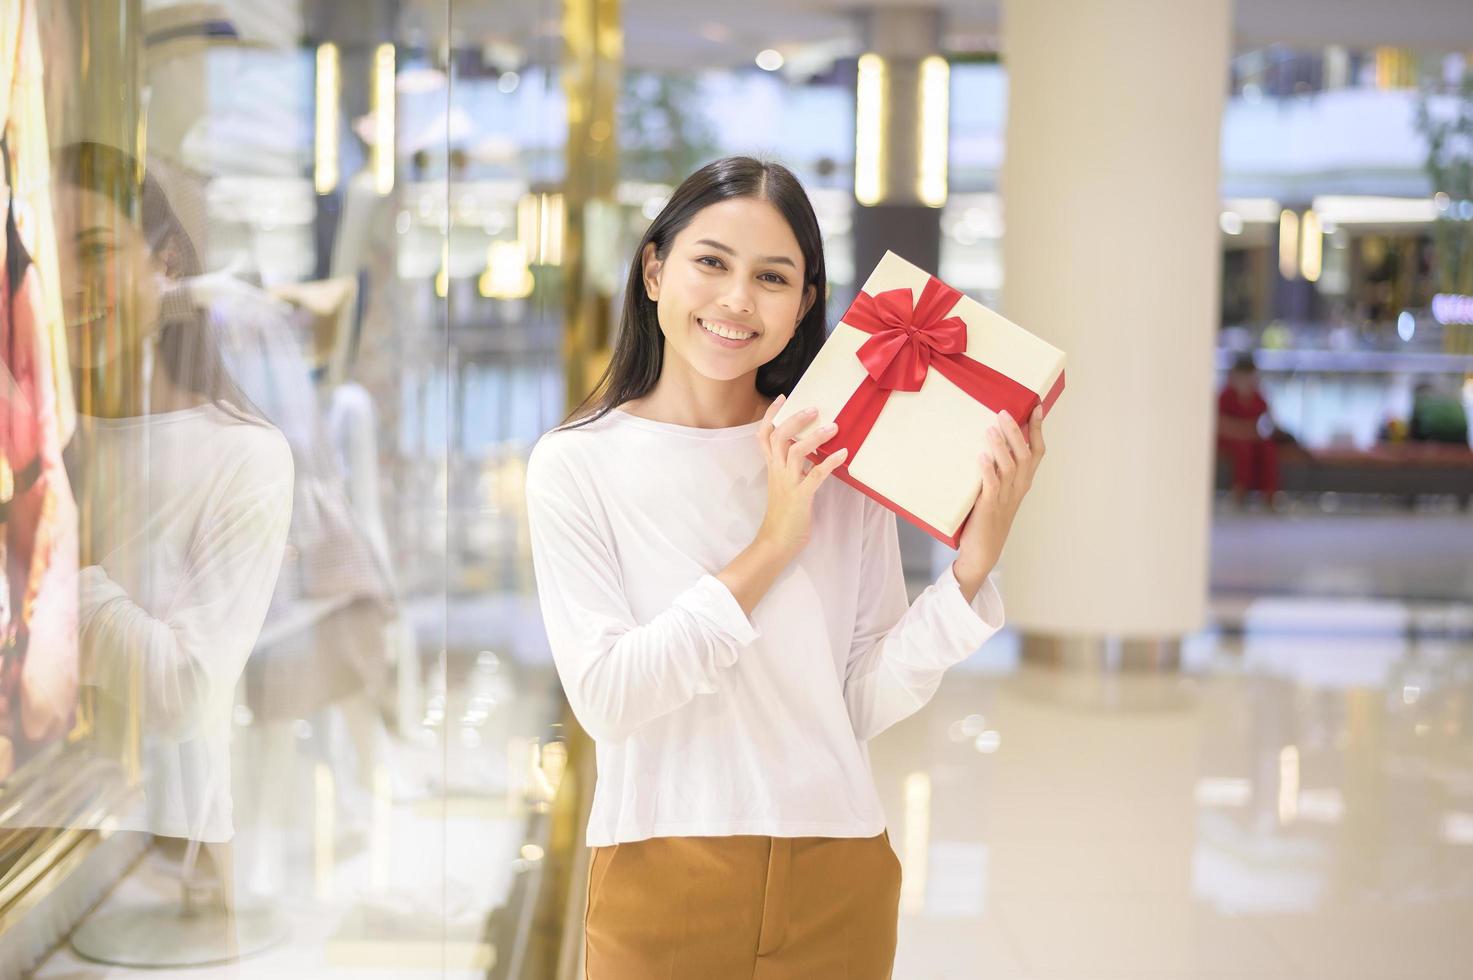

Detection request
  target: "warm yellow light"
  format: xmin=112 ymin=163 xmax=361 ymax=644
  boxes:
xmin=917 ymin=56 xmax=949 ymax=207
xmin=371 ymin=43 xmax=395 ymax=195
xmin=545 ymin=193 xmax=564 ymax=264
xmin=855 ymin=53 xmax=887 ymax=206
xmin=435 ymin=239 xmax=449 ymax=298
xmin=1278 ymin=209 xmax=1299 ymax=280
xmin=314 ymin=43 xmax=340 ymax=195
xmin=479 ymin=240 xmax=535 ymax=299
xmin=1373 ymin=47 xmax=1416 ymax=90
xmin=1299 ymin=208 xmax=1322 ymax=283
xmin=518 ymin=192 xmax=566 ymax=266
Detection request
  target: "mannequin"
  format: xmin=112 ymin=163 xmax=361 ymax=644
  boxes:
xmin=0 ymin=0 xmax=80 ymax=785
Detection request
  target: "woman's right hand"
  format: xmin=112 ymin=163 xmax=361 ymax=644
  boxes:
xmin=754 ymin=395 xmax=848 ymax=560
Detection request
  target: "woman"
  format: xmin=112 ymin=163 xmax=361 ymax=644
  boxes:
xmin=52 ymin=141 xmax=293 ymax=890
xmin=524 ymin=156 xmax=1044 ymax=978
xmin=1216 ymin=353 xmax=1281 ymax=510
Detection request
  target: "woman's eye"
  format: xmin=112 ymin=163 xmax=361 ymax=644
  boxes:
xmin=693 ymin=255 xmax=785 ymax=284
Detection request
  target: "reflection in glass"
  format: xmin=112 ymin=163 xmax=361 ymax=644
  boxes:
xmin=51 ymin=143 xmax=293 ymax=963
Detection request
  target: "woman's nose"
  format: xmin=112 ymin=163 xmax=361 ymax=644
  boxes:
xmin=718 ymin=281 xmax=755 ymax=315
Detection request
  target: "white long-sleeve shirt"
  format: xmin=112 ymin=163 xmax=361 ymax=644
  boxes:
xmin=76 ymin=404 xmax=294 ymax=842
xmin=524 ymin=406 xmax=1004 ymax=847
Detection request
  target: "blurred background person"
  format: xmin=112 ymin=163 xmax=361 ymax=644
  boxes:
xmin=1216 ymin=352 xmax=1284 ymax=510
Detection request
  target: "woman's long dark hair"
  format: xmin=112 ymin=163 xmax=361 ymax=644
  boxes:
xmin=54 ymin=140 xmax=263 ymax=424
xmin=556 ymin=156 xmax=828 ymax=432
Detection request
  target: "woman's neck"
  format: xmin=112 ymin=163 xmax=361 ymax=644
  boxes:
xmin=623 ymin=371 xmax=771 ymax=429
xmin=618 ymin=386 xmax=771 ymax=427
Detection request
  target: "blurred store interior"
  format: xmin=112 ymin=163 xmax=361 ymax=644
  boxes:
xmin=0 ymin=0 xmax=1467 ymax=977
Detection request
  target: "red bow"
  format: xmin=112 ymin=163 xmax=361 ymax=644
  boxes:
xmin=850 ymin=278 xmax=971 ymax=391
xmin=819 ymin=276 xmax=1042 ymax=466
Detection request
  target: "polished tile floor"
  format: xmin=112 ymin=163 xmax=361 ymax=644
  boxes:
xmin=873 ymin=601 xmax=1473 ymax=980
xmin=30 ymin=507 xmax=1473 ymax=978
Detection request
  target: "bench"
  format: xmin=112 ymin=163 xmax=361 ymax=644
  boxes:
xmin=1215 ymin=441 xmax=1473 ymax=509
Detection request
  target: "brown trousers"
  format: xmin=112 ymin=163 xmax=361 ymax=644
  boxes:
xmin=584 ymin=829 xmax=901 ymax=979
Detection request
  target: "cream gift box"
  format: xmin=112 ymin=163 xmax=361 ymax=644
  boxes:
xmin=772 ymin=250 xmax=1066 ymax=549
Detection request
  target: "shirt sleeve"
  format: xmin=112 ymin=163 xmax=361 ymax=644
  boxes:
xmin=524 ymin=440 xmax=760 ymax=744
xmin=843 ymin=499 xmax=1005 ymax=743
xmin=81 ymin=434 xmax=295 ymax=744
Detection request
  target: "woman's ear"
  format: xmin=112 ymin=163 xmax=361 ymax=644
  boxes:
xmin=641 ymin=241 xmax=662 ymax=301
xmin=799 ymin=283 xmax=817 ymax=323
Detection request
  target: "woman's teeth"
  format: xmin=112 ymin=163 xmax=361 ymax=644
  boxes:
xmin=699 ymin=318 xmax=755 ymax=341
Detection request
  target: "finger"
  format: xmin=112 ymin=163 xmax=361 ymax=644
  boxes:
xmin=775 ymin=405 xmax=817 ymax=444
xmin=1029 ymin=405 xmax=1046 ymax=458
xmin=788 ymin=441 xmax=822 ymax=484
xmin=802 ymin=447 xmax=848 ymax=494
xmin=987 ymin=425 xmax=1017 ymax=484
xmin=978 ymin=449 xmax=999 ymax=502
xmin=757 ymin=395 xmax=783 ymax=459
xmin=775 ymin=407 xmax=819 ymax=473
xmin=789 ymin=421 xmax=837 ymax=475
xmin=760 ymin=394 xmax=784 ymax=428
xmin=997 ymin=410 xmax=1029 ymax=465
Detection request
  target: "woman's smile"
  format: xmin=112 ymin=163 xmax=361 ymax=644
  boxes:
xmin=696 ymin=316 xmax=760 ymax=349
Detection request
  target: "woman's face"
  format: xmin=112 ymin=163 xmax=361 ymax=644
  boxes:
xmin=642 ymin=196 xmax=816 ymax=383
xmin=54 ymin=184 xmax=165 ymax=370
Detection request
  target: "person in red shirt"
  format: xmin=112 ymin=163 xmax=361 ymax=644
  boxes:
xmin=1217 ymin=353 xmax=1281 ymax=510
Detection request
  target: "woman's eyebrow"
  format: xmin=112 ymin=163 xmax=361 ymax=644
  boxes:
xmin=693 ymin=238 xmax=797 ymax=269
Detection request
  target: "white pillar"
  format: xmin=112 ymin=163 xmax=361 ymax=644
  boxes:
xmin=999 ymin=0 xmax=1230 ymax=643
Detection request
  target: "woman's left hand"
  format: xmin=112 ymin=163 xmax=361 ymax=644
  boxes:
xmin=953 ymin=406 xmax=1047 ymax=591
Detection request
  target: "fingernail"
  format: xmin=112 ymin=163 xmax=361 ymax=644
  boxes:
xmin=804 ymin=407 xmax=818 ymax=416
xmin=777 ymin=394 xmax=786 ymax=404
xmin=999 ymin=410 xmax=1011 ymax=422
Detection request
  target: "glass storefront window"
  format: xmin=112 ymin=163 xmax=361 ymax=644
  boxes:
xmin=0 ymin=1 xmax=571 ymax=973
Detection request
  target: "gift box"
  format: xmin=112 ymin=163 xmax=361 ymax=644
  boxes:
xmin=772 ymin=250 xmax=1066 ymax=549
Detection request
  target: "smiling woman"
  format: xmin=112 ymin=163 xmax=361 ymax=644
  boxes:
xmin=526 ymin=156 xmax=1013 ymax=979
xmin=556 ymin=155 xmax=828 ymax=433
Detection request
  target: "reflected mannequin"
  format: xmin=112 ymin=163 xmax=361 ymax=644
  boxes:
xmin=53 ymin=142 xmax=293 ymax=913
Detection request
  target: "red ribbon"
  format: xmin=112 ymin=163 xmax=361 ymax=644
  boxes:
xmin=818 ymin=276 xmax=1043 ymax=465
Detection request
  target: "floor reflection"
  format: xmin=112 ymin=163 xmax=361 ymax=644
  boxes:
xmin=874 ymin=600 xmax=1473 ymax=980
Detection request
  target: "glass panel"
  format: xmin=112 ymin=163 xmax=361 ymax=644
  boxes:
xmin=0 ymin=0 xmax=585 ymax=973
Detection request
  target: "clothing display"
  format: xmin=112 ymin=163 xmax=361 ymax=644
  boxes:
xmin=524 ymin=407 xmax=1004 ymax=848
xmin=207 ymin=276 xmax=395 ymax=720
xmin=1 ymin=0 xmax=72 ymax=444
xmin=1 ymin=146 xmax=79 ymax=761
xmin=75 ymin=404 xmax=293 ymax=841
xmin=584 ymin=830 xmax=901 ymax=979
